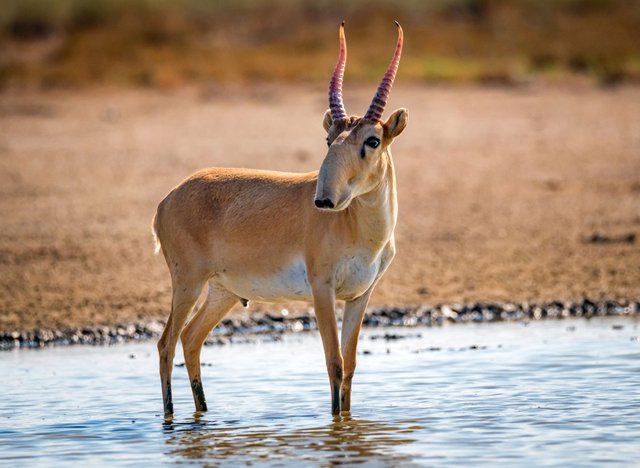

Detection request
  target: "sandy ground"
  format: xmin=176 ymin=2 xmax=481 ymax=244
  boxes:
xmin=1 ymin=84 xmax=639 ymax=332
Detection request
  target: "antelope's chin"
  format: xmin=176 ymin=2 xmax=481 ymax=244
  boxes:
xmin=333 ymin=199 xmax=352 ymax=211
xmin=329 ymin=196 xmax=353 ymax=212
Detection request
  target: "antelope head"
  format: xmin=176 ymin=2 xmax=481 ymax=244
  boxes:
xmin=315 ymin=22 xmax=408 ymax=211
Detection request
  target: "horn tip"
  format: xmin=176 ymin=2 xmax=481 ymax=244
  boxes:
xmin=341 ymin=21 xmax=345 ymax=27
xmin=395 ymin=20 xmax=403 ymax=37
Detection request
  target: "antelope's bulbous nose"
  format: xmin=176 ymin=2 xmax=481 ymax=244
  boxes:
xmin=314 ymin=198 xmax=335 ymax=209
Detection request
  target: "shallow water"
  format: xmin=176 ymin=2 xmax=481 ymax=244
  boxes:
xmin=2 ymin=317 xmax=639 ymax=466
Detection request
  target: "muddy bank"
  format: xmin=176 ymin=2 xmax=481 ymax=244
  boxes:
xmin=2 ymin=298 xmax=637 ymax=351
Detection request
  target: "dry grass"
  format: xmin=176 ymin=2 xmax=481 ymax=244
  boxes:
xmin=1 ymin=0 xmax=640 ymax=89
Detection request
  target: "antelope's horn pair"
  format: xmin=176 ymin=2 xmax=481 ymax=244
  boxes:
xmin=328 ymin=21 xmax=403 ymax=124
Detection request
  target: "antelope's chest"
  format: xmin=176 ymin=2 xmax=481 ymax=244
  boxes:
xmin=334 ymin=250 xmax=384 ymax=301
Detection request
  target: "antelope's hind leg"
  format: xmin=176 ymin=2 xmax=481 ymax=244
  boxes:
xmin=158 ymin=275 xmax=206 ymax=418
xmin=181 ymin=282 xmax=238 ymax=412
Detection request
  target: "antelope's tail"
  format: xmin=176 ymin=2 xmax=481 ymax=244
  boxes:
xmin=151 ymin=211 xmax=161 ymax=255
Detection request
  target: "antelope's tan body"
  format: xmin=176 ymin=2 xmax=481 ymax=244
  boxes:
xmin=156 ymin=163 xmax=396 ymax=302
xmin=153 ymin=23 xmax=408 ymax=418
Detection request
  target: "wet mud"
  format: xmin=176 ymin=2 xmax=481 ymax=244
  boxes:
xmin=2 ymin=298 xmax=637 ymax=350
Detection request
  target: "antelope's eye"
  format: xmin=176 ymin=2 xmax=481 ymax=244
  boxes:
xmin=364 ymin=136 xmax=380 ymax=148
xmin=326 ymin=138 xmax=331 ymax=147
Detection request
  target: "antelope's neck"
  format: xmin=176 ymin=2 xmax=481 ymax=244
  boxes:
xmin=351 ymin=151 xmax=398 ymax=248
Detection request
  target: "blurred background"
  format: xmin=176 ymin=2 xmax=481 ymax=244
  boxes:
xmin=1 ymin=0 xmax=640 ymax=89
xmin=1 ymin=0 xmax=639 ymax=333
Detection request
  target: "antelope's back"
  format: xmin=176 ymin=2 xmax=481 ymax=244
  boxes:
xmin=155 ymin=167 xmax=319 ymax=256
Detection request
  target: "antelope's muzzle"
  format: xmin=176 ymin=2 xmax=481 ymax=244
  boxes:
xmin=314 ymin=198 xmax=335 ymax=209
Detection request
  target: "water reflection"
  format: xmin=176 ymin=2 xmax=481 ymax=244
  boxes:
xmin=164 ymin=413 xmax=422 ymax=464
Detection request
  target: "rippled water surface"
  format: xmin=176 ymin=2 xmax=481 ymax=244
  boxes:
xmin=2 ymin=317 xmax=639 ymax=466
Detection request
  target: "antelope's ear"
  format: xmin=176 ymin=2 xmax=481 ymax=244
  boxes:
xmin=383 ymin=108 xmax=408 ymax=139
xmin=322 ymin=109 xmax=333 ymax=133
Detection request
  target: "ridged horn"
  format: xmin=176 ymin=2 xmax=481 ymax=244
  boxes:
xmin=328 ymin=22 xmax=348 ymax=123
xmin=363 ymin=21 xmax=403 ymax=123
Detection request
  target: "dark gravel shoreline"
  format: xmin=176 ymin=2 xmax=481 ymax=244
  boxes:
xmin=2 ymin=299 xmax=638 ymax=351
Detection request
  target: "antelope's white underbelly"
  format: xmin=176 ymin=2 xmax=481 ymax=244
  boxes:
xmin=217 ymin=253 xmax=383 ymax=303
xmin=218 ymin=257 xmax=313 ymax=302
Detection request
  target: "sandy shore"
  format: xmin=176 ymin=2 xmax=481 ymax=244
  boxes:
xmin=1 ymin=84 xmax=639 ymax=333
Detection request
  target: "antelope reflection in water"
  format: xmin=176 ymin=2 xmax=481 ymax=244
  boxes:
xmin=163 ymin=414 xmax=422 ymax=464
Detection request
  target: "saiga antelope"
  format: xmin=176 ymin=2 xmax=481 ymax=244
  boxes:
xmin=152 ymin=22 xmax=408 ymax=417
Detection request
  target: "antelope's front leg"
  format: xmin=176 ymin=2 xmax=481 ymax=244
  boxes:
xmin=311 ymin=284 xmax=343 ymax=415
xmin=340 ymin=289 xmax=373 ymax=413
